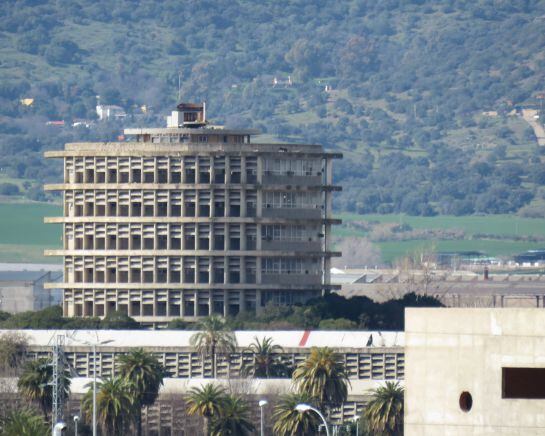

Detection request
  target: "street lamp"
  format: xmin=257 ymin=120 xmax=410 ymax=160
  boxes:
xmin=73 ymin=415 xmax=80 ymax=436
xmin=52 ymin=421 xmax=66 ymax=436
xmin=295 ymin=403 xmax=330 ymax=436
xmin=70 ymin=337 xmax=114 ymax=436
xmin=258 ymin=399 xmax=268 ymax=436
xmin=352 ymin=416 xmax=359 ymax=435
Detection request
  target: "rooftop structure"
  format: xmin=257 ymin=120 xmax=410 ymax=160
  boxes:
xmin=44 ymin=103 xmax=342 ymax=326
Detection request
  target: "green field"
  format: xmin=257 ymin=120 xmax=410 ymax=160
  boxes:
xmin=337 ymin=213 xmax=545 ymax=238
xmin=0 ymin=202 xmax=61 ymax=263
xmin=0 ymin=203 xmax=543 ymax=264
xmin=335 ymin=213 xmax=545 ymax=263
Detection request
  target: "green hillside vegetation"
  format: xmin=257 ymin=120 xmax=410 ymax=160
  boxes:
xmin=1 ymin=0 xmax=545 ymax=216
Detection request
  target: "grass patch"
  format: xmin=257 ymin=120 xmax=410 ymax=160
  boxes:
xmin=336 ymin=213 xmax=545 ymax=238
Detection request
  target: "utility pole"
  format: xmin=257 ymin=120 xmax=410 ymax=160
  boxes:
xmin=52 ymin=334 xmax=66 ymax=434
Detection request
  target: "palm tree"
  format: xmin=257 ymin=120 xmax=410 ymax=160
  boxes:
xmin=118 ymin=348 xmax=165 ymax=436
xmin=210 ymin=394 xmax=255 ymax=436
xmin=1 ymin=407 xmax=49 ymax=436
xmin=241 ymin=336 xmax=290 ymax=378
xmin=292 ymin=347 xmax=350 ymax=412
xmin=82 ymin=376 xmax=135 ymax=435
xmin=190 ymin=315 xmax=237 ymax=377
xmin=186 ymin=383 xmax=227 ymax=436
xmin=363 ymin=381 xmax=404 ymax=436
xmin=272 ymin=391 xmax=320 ymax=436
xmin=17 ymin=357 xmax=71 ymax=421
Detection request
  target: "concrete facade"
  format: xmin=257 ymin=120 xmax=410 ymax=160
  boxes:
xmin=0 ymin=271 xmax=62 ymax=313
xmin=45 ymin=103 xmax=341 ymax=325
xmin=405 ymin=308 xmax=545 ymax=435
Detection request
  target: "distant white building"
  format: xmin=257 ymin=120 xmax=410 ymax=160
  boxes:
xmin=96 ymin=104 xmax=126 ymax=121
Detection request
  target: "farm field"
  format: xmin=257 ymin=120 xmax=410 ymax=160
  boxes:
xmin=0 ymin=202 xmax=543 ymax=264
xmin=336 ymin=213 xmax=545 ymax=264
xmin=0 ymin=202 xmax=61 ymax=263
xmin=337 ymin=213 xmax=545 ymax=238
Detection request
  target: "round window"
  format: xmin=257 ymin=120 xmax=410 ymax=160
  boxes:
xmin=459 ymin=391 xmax=473 ymax=412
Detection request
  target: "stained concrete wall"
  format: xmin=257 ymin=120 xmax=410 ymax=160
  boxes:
xmin=405 ymin=308 xmax=545 ymax=435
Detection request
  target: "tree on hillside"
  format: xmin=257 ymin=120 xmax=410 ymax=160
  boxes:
xmin=118 ymin=348 xmax=165 ymax=436
xmin=190 ymin=315 xmax=237 ymax=378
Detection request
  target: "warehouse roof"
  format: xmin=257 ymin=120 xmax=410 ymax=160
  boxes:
xmin=5 ymin=329 xmax=404 ymax=349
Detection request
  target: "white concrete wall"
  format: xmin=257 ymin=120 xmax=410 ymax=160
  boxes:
xmin=405 ymin=308 xmax=545 ymax=435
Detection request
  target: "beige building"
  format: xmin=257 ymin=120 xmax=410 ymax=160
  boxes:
xmin=45 ymin=103 xmax=341 ymax=326
xmin=405 ymin=308 xmax=545 ymax=435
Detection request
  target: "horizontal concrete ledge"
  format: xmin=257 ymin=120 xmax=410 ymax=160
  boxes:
xmin=44 ymin=183 xmax=341 ymax=191
xmin=44 ymin=282 xmax=341 ymax=290
xmin=44 ymin=216 xmax=342 ymax=224
xmin=44 ymin=249 xmax=341 ymax=257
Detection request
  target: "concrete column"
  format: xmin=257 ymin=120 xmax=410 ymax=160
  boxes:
xmin=192 ymin=291 xmax=197 ymax=318
xmin=256 ymin=289 xmax=263 ymax=314
xmin=239 ymin=290 xmax=246 ymax=313
xmin=241 ymin=189 xmax=247 ymax=218
xmin=223 ymin=290 xmax=229 ymax=317
xmin=241 ymin=156 xmax=247 ymax=183
xmin=256 ymin=156 xmax=263 ymax=184
xmin=208 ymin=291 xmax=213 ymax=316
xmin=180 ymin=290 xmax=185 ymax=317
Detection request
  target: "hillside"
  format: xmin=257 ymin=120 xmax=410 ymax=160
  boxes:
xmin=1 ymin=0 xmax=545 ymax=216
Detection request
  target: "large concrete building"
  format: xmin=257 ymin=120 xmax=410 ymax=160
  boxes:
xmin=405 ymin=308 xmax=545 ymax=435
xmin=45 ymin=103 xmax=341 ymax=325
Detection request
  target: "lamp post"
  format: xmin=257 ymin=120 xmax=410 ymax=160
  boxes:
xmin=258 ymin=399 xmax=268 ymax=436
xmin=70 ymin=337 xmax=114 ymax=436
xmin=73 ymin=415 xmax=80 ymax=436
xmin=295 ymin=403 xmax=330 ymax=436
xmin=89 ymin=339 xmax=114 ymax=436
xmin=352 ymin=416 xmax=359 ymax=435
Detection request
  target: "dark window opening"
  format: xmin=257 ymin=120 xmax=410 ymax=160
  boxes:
xmin=503 ymin=368 xmax=545 ymax=399
xmin=459 ymin=391 xmax=472 ymax=412
xmin=230 ymin=205 xmax=240 ymax=217
xmin=214 ymin=170 xmax=225 ymax=184
xmin=199 ymin=237 xmax=209 ymax=250
xmin=231 ymin=172 xmax=241 ymax=183
xmin=199 ymin=171 xmax=210 ymax=183
xmin=171 ymin=238 xmax=181 ymax=249
xmin=171 ymin=205 xmax=182 ymax=217
xmin=119 ymin=172 xmax=129 ymax=183
xmin=214 ymin=202 xmax=225 ymax=217
xmin=158 ymin=169 xmax=168 ymax=183
xmin=184 ymin=236 xmax=195 ymax=250
xmin=171 ymin=172 xmax=181 ymax=183
xmin=144 ymin=172 xmax=154 ymax=183
xmin=214 ymin=235 xmax=224 ymax=250
xmin=185 ymin=203 xmax=195 ymax=217
xmin=199 ymin=205 xmax=210 ymax=217
xmin=185 ymin=169 xmax=195 ymax=183
xmin=132 ymin=169 xmax=141 ymax=182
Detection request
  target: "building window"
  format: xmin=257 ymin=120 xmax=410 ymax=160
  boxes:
xmin=502 ymin=367 xmax=545 ymax=399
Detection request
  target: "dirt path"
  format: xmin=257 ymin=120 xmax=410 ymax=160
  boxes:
xmin=521 ymin=109 xmax=545 ymax=146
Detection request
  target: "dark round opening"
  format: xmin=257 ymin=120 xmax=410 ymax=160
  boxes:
xmin=459 ymin=391 xmax=473 ymax=412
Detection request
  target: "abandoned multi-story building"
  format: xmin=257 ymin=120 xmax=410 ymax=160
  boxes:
xmin=45 ymin=103 xmax=342 ymax=326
